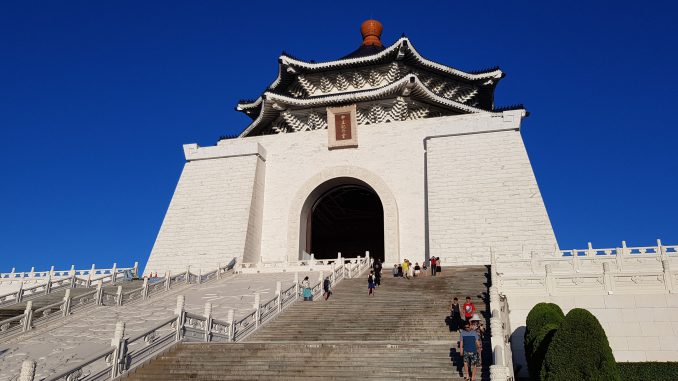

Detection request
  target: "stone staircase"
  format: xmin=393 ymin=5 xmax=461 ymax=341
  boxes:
xmin=0 ymin=280 xmax=143 ymax=322
xmin=124 ymin=266 xmax=491 ymax=380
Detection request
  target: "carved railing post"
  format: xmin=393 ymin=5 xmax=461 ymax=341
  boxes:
xmin=603 ymin=262 xmax=614 ymax=295
xmin=572 ymin=249 xmax=581 ymax=273
xmin=19 ymin=359 xmax=36 ymax=381
xmin=253 ymin=293 xmax=261 ymax=328
xmin=620 ymin=241 xmax=628 ymax=271
xmin=365 ymin=251 xmax=370 ymax=266
xmin=204 ymin=302 xmax=212 ymax=342
xmin=276 ymin=281 xmax=282 ymax=312
xmin=294 ymin=273 xmax=299 ymax=299
xmin=331 ymin=263 xmax=336 ymax=285
xmin=49 ymin=265 xmax=55 ymax=279
xmin=110 ymin=321 xmax=125 ymax=378
xmin=545 ymin=264 xmax=554 ymax=295
xmin=62 ymin=288 xmax=72 ymax=316
xmin=16 ymin=281 xmax=24 ymax=303
xmin=185 ymin=266 xmax=191 ymax=284
xmin=663 ymin=259 xmax=674 ymax=293
xmin=111 ymin=263 xmax=118 ymax=284
xmin=95 ymin=280 xmax=104 ymax=305
xmin=45 ymin=273 xmax=52 ymax=295
xmin=227 ymin=309 xmax=235 ymax=342
xmin=69 ymin=265 xmax=76 ymax=288
xmin=116 ymin=286 xmax=123 ymax=306
xmin=658 ymin=239 xmax=666 ymax=260
xmin=216 ymin=263 xmax=221 ymax=280
xmin=587 ymin=242 xmax=594 ymax=257
xmin=530 ymin=251 xmax=538 ymax=274
xmin=132 ymin=261 xmax=139 ymax=278
xmin=86 ymin=264 xmax=96 ymax=288
xmin=318 ymin=271 xmax=324 ymax=293
xmin=22 ymin=301 xmax=33 ymax=332
xmin=175 ymin=295 xmax=185 ymax=341
xmin=197 ymin=269 xmax=202 ymax=284
xmin=141 ymin=277 xmax=149 ymax=300
xmin=165 ymin=270 xmax=171 ymax=291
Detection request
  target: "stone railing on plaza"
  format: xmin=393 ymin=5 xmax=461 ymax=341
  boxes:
xmin=489 ymin=263 xmax=515 ymax=381
xmin=0 ymin=263 xmax=139 ymax=308
xmin=0 ymin=260 xmax=237 ymax=344
xmin=493 ymin=241 xmax=677 ymax=296
xmin=238 ymin=251 xmax=372 ymax=277
xmin=34 ymin=256 xmax=371 ymax=381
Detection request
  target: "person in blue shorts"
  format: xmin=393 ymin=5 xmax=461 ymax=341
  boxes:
xmin=460 ymin=321 xmax=481 ymax=381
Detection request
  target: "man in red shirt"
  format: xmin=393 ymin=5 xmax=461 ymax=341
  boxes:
xmin=430 ymin=257 xmax=437 ymax=276
xmin=463 ymin=296 xmax=476 ymax=322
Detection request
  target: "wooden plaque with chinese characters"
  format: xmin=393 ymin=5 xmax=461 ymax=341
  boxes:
xmin=327 ymin=105 xmax=358 ymax=149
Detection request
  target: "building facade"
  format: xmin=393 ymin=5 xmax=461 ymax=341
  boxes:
xmin=144 ymin=20 xmax=558 ymax=275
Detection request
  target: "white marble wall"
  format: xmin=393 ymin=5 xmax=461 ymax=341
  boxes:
xmin=145 ymin=110 xmax=557 ymax=270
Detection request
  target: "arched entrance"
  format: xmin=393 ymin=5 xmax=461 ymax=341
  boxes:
xmin=288 ymin=166 xmax=399 ymax=265
xmin=307 ymin=184 xmax=384 ymax=261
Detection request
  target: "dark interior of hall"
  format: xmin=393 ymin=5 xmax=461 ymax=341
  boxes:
xmin=308 ymin=185 xmax=384 ymax=262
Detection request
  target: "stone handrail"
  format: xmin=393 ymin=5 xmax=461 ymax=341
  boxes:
xmin=39 ymin=257 xmax=370 ymax=381
xmin=493 ymin=250 xmax=676 ymax=296
xmin=0 ymin=263 xmax=139 ymax=286
xmin=496 ymin=240 xmax=677 ymax=276
xmin=239 ymin=251 xmax=372 ymax=274
xmin=489 ymin=263 xmax=515 ymax=381
xmin=0 ymin=260 xmax=237 ymax=344
xmin=0 ymin=263 xmax=138 ymax=308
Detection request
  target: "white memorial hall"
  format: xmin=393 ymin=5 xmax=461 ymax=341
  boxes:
xmin=0 ymin=20 xmax=676 ymax=381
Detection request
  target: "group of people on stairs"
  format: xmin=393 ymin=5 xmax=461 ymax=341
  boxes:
xmin=450 ymin=296 xmax=485 ymax=381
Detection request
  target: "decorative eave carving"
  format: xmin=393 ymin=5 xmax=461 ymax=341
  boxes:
xmin=238 ymin=75 xmax=511 ymax=137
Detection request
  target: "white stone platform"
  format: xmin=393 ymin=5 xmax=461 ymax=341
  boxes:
xmin=0 ymin=271 xmax=318 ymax=380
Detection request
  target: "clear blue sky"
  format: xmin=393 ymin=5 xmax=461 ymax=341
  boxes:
xmin=1 ymin=1 xmax=676 ymax=272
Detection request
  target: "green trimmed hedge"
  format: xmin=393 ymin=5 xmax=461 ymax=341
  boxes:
xmin=618 ymin=362 xmax=678 ymax=381
xmin=524 ymin=303 xmax=564 ymax=380
xmin=541 ymin=308 xmax=620 ymax=381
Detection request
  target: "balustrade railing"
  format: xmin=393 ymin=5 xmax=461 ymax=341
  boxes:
xmin=41 ymin=255 xmax=371 ymax=381
xmin=0 ymin=263 xmax=138 ymax=308
xmin=495 ymin=240 xmax=677 ymax=276
xmin=489 ymin=265 xmax=514 ymax=381
xmin=0 ymin=260 xmax=237 ymax=344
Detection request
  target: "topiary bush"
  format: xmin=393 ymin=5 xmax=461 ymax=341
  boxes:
xmin=618 ymin=362 xmax=678 ymax=381
xmin=541 ymin=308 xmax=620 ymax=381
xmin=524 ymin=303 xmax=565 ymax=380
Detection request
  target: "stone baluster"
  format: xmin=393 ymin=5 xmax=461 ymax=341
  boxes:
xmin=110 ymin=263 xmax=117 ymax=284
xmin=545 ymin=264 xmax=554 ymax=295
xmin=165 ymin=270 xmax=171 ymax=291
xmin=19 ymin=359 xmax=36 ymax=381
xmin=141 ymin=277 xmax=149 ymax=300
xmin=95 ymin=280 xmax=104 ymax=305
xmin=602 ymin=262 xmax=614 ymax=295
xmin=185 ymin=266 xmax=191 ymax=284
xmin=116 ymin=286 xmax=123 ymax=306
xmin=132 ymin=261 xmax=139 ymax=278
xmin=227 ymin=309 xmax=235 ymax=342
xmin=69 ymin=265 xmax=76 ymax=288
xmin=658 ymin=239 xmax=665 ymax=259
xmin=663 ymin=259 xmax=674 ymax=293
xmin=572 ymin=248 xmax=581 ymax=273
xmin=204 ymin=302 xmax=213 ymax=342
xmin=175 ymin=295 xmax=185 ymax=341
xmin=587 ymin=242 xmax=594 ymax=257
xmin=49 ymin=265 xmax=55 ymax=279
xmin=86 ymin=264 xmax=96 ymax=288
xmin=45 ymin=273 xmax=52 ymax=295
xmin=276 ymin=281 xmax=282 ymax=312
xmin=22 ymin=301 xmax=33 ymax=332
xmin=16 ymin=281 xmax=24 ymax=303
xmin=331 ymin=263 xmax=336 ymax=285
xmin=216 ymin=263 xmax=222 ymax=280
xmin=28 ymin=267 xmax=35 ymax=279
xmin=619 ymin=241 xmax=628 ymax=272
xmin=197 ymin=269 xmax=202 ymax=284
xmin=489 ymin=345 xmax=509 ymax=380
xmin=62 ymin=288 xmax=72 ymax=316
xmin=365 ymin=251 xmax=371 ymax=266
xmin=337 ymin=252 xmax=342 ymax=264
xmin=110 ymin=321 xmax=126 ymax=378
xmin=253 ymin=293 xmax=261 ymax=328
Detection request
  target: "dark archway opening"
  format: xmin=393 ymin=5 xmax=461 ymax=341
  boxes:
xmin=307 ymin=185 xmax=384 ymax=262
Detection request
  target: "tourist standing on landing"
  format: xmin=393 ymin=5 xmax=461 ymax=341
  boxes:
xmin=301 ymin=276 xmax=312 ymax=301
